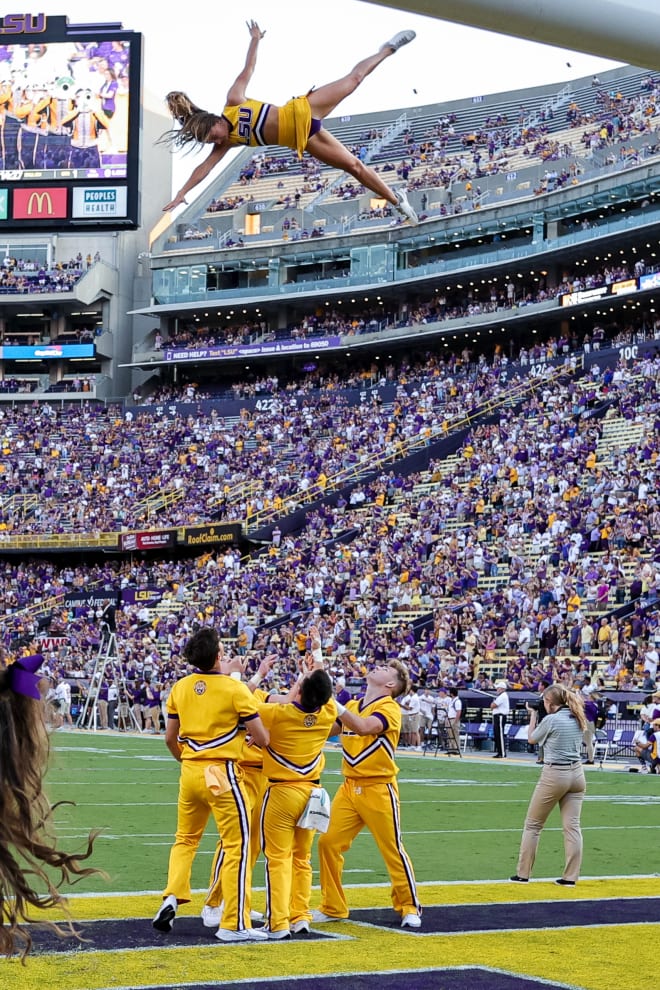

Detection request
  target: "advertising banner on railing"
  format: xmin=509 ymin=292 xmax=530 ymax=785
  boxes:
xmin=121 ymin=587 xmax=164 ymax=606
xmin=0 ymin=343 xmax=95 ymax=359
xmin=119 ymin=530 xmax=177 ymax=551
xmin=162 ymin=336 xmax=342 ymax=362
xmin=65 ymin=589 xmax=118 ymax=611
xmin=37 ymin=636 xmax=69 ymax=650
xmin=182 ymin=523 xmax=242 ymax=547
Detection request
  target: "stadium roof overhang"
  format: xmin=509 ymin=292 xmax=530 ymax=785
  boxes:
xmin=362 ymin=0 xmax=660 ymax=71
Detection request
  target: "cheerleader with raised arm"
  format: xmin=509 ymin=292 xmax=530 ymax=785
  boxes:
xmin=161 ymin=20 xmax=418 ymax=225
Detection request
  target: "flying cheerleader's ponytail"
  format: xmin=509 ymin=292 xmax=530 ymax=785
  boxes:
xmin=165 ymin=91 xmax=203 ymax=124
xmin=159 ymin=91 xmax=221 ymax=150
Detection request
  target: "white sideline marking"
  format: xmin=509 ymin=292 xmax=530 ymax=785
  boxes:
xmin=55 ymin=823 xmax=660 ymax=841
xmin=62 ymin=873 xmax=660 ymax=899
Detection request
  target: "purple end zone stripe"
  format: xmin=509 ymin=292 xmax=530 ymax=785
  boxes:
xmin=26 ymin=899 xmax=660 ymax=958
xmin=28 ymin=970 xmax=580 ymax=989
xmin=211 ymin=976 xmax=573 ymax=990
xmin=349 ymin=898 xmax=660 ymax=934
xmin=23 ymin=916 xmax=335 ymax=955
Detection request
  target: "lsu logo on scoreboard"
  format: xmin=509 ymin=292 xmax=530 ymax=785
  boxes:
xmin=0 ymin=14 xmax=47 ymax=34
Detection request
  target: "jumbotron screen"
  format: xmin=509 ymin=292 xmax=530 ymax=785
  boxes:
xmin=0 ymin=14 xmax=142 ymax=230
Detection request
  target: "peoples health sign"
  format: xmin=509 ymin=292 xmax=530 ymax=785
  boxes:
xmin=72 ymin=187 xmax=128 ymax=218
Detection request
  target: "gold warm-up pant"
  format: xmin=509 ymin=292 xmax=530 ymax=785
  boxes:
xmin=206 ymin=762 xmax=267 ymax=910
xmin=163 ymin=759 xmax=252 ymax=931
xmin=318 ymin=777 xmax=420 ymax=919
xmin=260 ymin=781 xmax=316 ymax=933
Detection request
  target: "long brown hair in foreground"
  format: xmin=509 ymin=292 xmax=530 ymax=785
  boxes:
xmin=543 ymin=683 xmax=588 ymax=731
xmin=158 ymin=90 xmax=221 ymax=150
xmin=0 ymin=666 xmax=103 ymax=961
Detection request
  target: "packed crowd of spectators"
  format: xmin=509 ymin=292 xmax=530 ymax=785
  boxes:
xmin=9 ymin=341 xmax=660 ymax=720
xmin=3 ymin=311 xmax=660 ymax=719
xmin=0 ymin=347 xmax=547 ymax=534
xmin=137 ymin=251 xmax=658 ymax=363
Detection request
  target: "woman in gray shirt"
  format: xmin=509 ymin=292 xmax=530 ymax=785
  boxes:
xmin=510 ymin=684 xmax=588 ymax=886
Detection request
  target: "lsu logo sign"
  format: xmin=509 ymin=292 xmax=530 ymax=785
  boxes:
xmin=0 ymin=14 xmax=47 ymax=34
xmin=13 ymin=186 xmax=67 ymax=219
xmin=72 ymin=186 xmax=127 ymax=218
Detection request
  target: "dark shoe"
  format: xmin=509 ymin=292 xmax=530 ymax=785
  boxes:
xmin=152 ymin=894 xmax=177 ymax=932
xmin=584 ymin=760 xmax=595 ymax=765
xmin=510 ymin=875 xmax=529 ymax=883
xmin=493 ymin=754 xmax=504 ymax=759
xmin=555 ymin=878 xmax=576 ymax=886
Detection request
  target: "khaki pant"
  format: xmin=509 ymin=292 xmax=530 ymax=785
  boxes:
xmin=583 ymin=722 xmax=595 ymax=762
xmin=516 ymin=763 xmax=586 ymax=882
xmin=96 ymin=699 xmax=108 ymax=729
xmin=447 ymin=716 xmax=461 ymax=752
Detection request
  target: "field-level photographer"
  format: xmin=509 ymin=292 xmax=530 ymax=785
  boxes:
xmin=527 ymin=679 xmax=551 ymax=764
xmin=510 ymin=684 xmax=587 ymax=886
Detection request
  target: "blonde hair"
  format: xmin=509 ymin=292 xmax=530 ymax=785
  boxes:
xmin=159 ymin=90 xmax=222 ymax=150
xmin=0 ymin=666 xmax=104 ymax=960
xmin=543 ymin=683 xmax=587 ymax=731
xmin=388 ymin=659 xmax=411 ymax=699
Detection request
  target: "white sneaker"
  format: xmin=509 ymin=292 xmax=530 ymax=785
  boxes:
xmin=291 ymin=919 xmax=310 ymax=934
xmin=401 ymin=913 xmax=422 ymax=929
xmin=310 ymin=909 xmax=344 ymax=922
xmin=152 ymin=894 xmax=177 ymax=933
xmin=250 ymin=909 xmax=264 ymax=922
xmin=640 ymin=765 xmax=650 ymax=774
xmin=201 ymin=904 xmax=221 ymax=928
xmin=381 ymin=30 xmax=416 ymax=53
xmin=395 ymin=189 xmax=418 ymax=226
xmin=259 ymin=927 xmax=291 ymax=940
xmin=215 ymin=927 xmax=269 ymax=943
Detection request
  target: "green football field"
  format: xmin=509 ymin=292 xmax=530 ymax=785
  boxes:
xmin=46 ymin=732 xmax=657 ymax=892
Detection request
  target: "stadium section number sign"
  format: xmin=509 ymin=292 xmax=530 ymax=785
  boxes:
xmin=0 ymin=14 xmax=141 ymax=231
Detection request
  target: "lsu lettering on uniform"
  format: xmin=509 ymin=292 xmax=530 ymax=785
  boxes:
xmin=164 ymin=671 xmax=260 ymax=932
xmin=221 ymin=95 xmax=320 ymax=159
xmin=317 ymin=694 xmax=420 ymax=920
xmin=258 ymin=698 xmax=338 ymax=934
xmin=205 ymin=687 xmax=269 ymax=911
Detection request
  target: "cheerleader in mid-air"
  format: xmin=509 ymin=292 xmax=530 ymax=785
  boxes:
xmin=161 ymin=19 xmax=418 ymax=225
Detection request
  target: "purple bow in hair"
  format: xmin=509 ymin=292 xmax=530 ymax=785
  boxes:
xmin=7 ymin=653 xmax=45 ymax=700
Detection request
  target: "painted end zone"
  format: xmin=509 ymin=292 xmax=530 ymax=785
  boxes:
xmin=94 ymin=970 xmax=581 ymax=990
xmin=27 ymin=918 xmax=335 ymax=955
xmin=348 ymin=897 xmax=660 ymax=934
xmin=25 ymin=898 xmax=660 ymax=955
